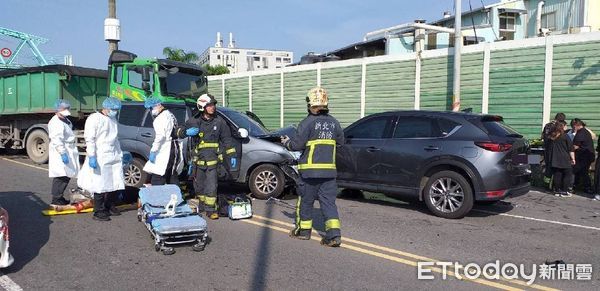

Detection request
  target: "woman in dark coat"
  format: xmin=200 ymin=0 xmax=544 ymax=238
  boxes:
xmin=571 ymin=119 xmax=595 ymax=194
xmin=549 ymin=120 xmax=576 ymax=197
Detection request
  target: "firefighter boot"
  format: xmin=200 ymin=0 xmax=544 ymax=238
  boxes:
xmin=320 ymin=236 xmax=342 ymax=247
xmin=289 ymin=228 xmax=311 ymax=240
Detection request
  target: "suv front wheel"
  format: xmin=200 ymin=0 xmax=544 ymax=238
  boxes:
xmin=423 ymin=171 xmax=474 ymax=219
xmin=249 ymin=164 xmax=285 ymax=199
xmin=124 ymin=157 xmax=148 ymax=188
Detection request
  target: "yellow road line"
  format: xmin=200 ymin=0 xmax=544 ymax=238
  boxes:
xmin=243 ymin=218 xmax=523 ymax=291
xmin=1 ymin=157 xmax=48 ymax=171
xmin=250 ymin=215 xmax=558 ymax=291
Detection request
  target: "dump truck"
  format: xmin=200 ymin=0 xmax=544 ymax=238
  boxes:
xmin=0 ymin=50 xmax=207 ymax=164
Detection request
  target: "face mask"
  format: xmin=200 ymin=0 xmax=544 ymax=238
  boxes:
xmin=107 ymin=110 xmax=118 ymax=118
xmin=59 ymin=109 xmax=71 ymax=117
xmin=151 ymin=109 xmax=160 ymax=117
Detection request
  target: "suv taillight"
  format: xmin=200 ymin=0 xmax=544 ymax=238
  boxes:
xmin=475 ymin=142 xmax=512 ymax=152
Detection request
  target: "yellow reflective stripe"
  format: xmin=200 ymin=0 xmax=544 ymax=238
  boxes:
xmin=295 ymin=196 xmax=301 ymax=229
xmin=218 ymin=154 xmax=223 ymax=161
xmin=299 ymin=220 xmax=313 ymax=229
xmin=305 ymin=139 xmax=336 ymax=146
xmin=197 ymin=195 xmax=206 ymax=202
xmin=197 ymin=142 xmax=219 ymax=149
xmin=225 ymin=148 xmax=236 ymax=155
xmin=325 ymin=219 xmax=341 ymax=230
xmin=205 ymin=197 xmax=217 ymax=206
xmin=298 ymin=164 xmax=336 ymax=170
xmin=196 ymin=160 xmax=218 ymax=166
xmin=300 ymin=139 xmax=336 ymax=170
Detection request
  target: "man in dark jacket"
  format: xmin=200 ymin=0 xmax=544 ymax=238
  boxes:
xmin=542 ymin=113 xmax=566 ymax=178
xmin=281 ymin=86 xmax=344 ymax=247
xmin=177 ymin=94 xmax=236 ymax=219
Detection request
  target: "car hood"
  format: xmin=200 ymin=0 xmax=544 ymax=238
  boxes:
xmin=256 ymin=125 xmax=297 ymax=143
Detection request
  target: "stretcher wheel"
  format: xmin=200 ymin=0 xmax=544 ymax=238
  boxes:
xmin=154 ymin=244 xmax=160 ymax=252
xmin=137 ymin=215 xmax=142 ymax=222
xmin=192 ymin=242 xmax=205 ymax=252
xmin=162 ymin=247 xmax=175 ymax=255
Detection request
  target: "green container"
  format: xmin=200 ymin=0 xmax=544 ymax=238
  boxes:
xmin=0 ymin=65 xmax=108 ymax=117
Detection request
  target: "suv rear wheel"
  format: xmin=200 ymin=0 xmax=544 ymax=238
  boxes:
xmin=249 ymin=164 xmax=285 ymax=199
xmin=124 ymin=157 xmax=147 ymax=188
xmin=423 ymin=171 xmax=473 ymax=219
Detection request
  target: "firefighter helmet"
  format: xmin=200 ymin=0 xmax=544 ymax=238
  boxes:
xmin=197 ymin=94 xmax=217 ymax=112
xmin=306 ymin=86 xmax=328 ymax=108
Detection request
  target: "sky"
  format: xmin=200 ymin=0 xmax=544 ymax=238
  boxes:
xmin=2 ymin=0 xmax=497 ymax=69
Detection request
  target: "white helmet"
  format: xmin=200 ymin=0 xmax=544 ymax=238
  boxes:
xmin=197 ymin=94 xmax=217 ymax=112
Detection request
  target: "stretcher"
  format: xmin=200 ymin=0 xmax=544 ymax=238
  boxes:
xmin=137 ymin=184 xmax=208 ymax=255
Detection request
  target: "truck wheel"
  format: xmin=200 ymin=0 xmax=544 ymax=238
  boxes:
xmin=423 ymin=171 xmax=474 ymax=219
xmin=249 ymin=164 xmax=285 ymax=199
xmin=26 ymin=129 xmax=49 ymax=164
xmin=124 ymin=157 xmax=147 ymax=188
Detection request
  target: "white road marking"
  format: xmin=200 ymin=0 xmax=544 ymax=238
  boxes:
xmin=472 ymin=209 xmax=600 ymax=231
xmin=0 ymin=272 xmax=22 ymax=291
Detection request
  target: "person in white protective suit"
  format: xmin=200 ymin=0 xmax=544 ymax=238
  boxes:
xmin=77 ymin=97 xmax=125 ymax=221
xmin=142 ymin=97 xmax=184 ymax=185
xmin=48 ymin=99 xmax=80 ymax=206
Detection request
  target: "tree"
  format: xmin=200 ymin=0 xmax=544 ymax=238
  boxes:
xmin=203 ymin=64 xmax=230 ymax=76
xmin=162 ymin=47 xmax=199 ymax=64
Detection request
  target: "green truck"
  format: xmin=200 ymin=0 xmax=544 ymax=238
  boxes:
xmin=0 ymin=50 xmax=207 ymax=163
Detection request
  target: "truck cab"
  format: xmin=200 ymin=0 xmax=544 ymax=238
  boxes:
xmin=107 ymin=50 xmax=207 ymax=105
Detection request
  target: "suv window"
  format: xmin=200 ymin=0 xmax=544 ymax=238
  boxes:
xmin=345 ymin=116 xmax=394 ymax=139
xmin=437 ymin=118 xmax=461 ymax=136
xmin=119 ymin=105 xmax=146 ymax=127
xmin=164 ymin=106 xmax=187 ymax=125
xmin=142 ymin=107 xmax=187 ymax=128
xmin=473 ymin=116 xmax=522 ymax=137
xmin=393 ymin=117 xmax=441 ymax=138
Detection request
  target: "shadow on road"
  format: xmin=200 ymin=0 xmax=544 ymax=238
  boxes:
xmin=0 ymin=191 xmax=51 ymax=273
xmin=249 ymin=200 xmax=274 ymax=291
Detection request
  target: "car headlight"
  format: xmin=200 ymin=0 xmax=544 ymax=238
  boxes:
xmin=290 ymin=151 xmax=302 ymax=160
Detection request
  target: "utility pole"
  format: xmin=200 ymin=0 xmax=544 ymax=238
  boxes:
xmin=105 ymin=0 xmax=120 ymax=54
xmin=452 ymin=0 xmax=462 ymax=111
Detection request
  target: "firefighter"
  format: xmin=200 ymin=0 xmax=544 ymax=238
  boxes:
xmin=281 ymin=86 xmax=344 ymax=247
xmin=177 ymin=93 xmax=236 ymax=220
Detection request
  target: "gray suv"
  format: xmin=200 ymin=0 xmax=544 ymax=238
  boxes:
xmin=117 ymin=102 xmax=299 ymax=199
xmin=337 ymin=110 xmax=531 ymax=219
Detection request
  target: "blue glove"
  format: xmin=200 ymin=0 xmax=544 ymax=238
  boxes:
xmin=89 ymin=156 xmax=98 ymax=169
xmin=230 ymin=157 xmax=237 ymax=168
xmin=186 ymin=127 xmax=200 ymax=136
xmin=61 ymin=153 xmax=69 ymax=164
xmin=187 ymin=164 xmax=194 ymax=176
xmin=148 ymin=151 xmax=157 ymax=163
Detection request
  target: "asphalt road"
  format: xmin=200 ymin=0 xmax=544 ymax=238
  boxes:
xmin=0 ymin=153 xmax=599 ymax=290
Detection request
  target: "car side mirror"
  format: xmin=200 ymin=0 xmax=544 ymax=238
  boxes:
xmin=238 ymin=128 xmax=249 ymax=139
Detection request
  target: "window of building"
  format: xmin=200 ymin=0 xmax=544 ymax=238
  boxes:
xmin=253 ymin=56 xmax=260 ymax=61
xmin=499 ymin=13 xmax=517 ymax=41
xmin=427 ymin=33 xmax=437 ymax=50
xmin=499 ymin=14 xmax=516 ymax=31
xmin=541 ymin=12 xmax=556 ymax=30
xmin=276 ymin=57 xmax=282 ymax=63
xmin=283 ymin=58 xmax=291 ymax=63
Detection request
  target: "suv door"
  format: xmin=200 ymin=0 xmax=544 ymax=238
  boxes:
xmin=379 ymin=115 xmax=447 ymax=193
xmin=118 ymin=104 xmax=147 ymax=154
xmin=338 ymin=115 xmax=396 ymax=184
